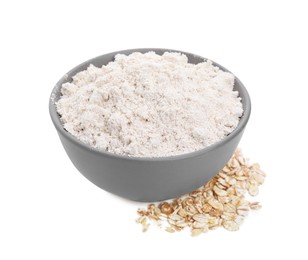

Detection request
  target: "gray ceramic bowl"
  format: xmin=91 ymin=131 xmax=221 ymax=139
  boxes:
xmin=49 ymin=48 xmax=251 ymax=202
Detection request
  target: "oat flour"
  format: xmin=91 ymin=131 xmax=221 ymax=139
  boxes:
xmin=56 ymin=52 xmax=243 ymax=157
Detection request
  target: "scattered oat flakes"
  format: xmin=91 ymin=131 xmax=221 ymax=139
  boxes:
xmin=136 ymin=149 xmax=266 ymax=236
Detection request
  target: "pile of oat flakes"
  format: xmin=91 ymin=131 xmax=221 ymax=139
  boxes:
xmin=136 ymin=150 xmax=266 ymax=236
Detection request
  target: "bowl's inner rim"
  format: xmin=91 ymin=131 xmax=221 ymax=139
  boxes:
xmin=49 ymin=48 xmax=251 ymax=162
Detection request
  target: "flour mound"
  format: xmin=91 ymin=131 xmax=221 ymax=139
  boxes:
xmin=56 ymin=52 xmax=243 ymax=157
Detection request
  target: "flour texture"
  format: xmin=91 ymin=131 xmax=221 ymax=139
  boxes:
xmin=56 ymin=52 xmax=243 ymax=157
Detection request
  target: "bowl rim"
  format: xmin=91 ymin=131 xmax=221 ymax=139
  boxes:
xmin=49 ymin=48 xmax=251 ymax=162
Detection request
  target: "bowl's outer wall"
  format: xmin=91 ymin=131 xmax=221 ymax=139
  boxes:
xmin=50 ymin=48 xmax=250 ymax=202
xmin=58 ymin=130 xmax=244 ymax=201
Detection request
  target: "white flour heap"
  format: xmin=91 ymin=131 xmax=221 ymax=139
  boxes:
xmin=56 ymin=52 xmax=243 ymax=157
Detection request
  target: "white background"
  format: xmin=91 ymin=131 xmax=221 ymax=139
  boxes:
xmin=1 ymin=0 xmax=307 ymax=259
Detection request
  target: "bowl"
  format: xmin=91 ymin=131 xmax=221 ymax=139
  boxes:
xmin=49 ymin=48 xmax=251 ymax=202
